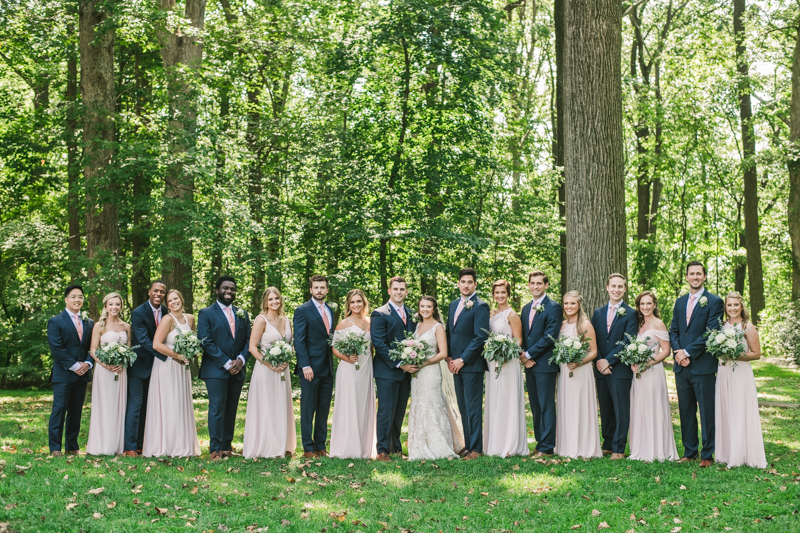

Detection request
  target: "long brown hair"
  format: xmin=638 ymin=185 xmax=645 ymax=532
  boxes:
xmin=344 ymin=289 xmax=370 ymax=319
xmin=724 ymin=291 xmax=750 ymax=327
xmin=635 ymin=290 xmax=660 ymax=328
xmin=562 ymin=290 xmax=589 ymax=336
xmin=418 ymin=296 xmax=443 ymax=324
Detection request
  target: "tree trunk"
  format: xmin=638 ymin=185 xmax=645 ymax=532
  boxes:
xmin=554 ymin=0 xmax=567 ymax=298
xmin=789 ymin=25 xmax=800 ymax=301
xmin=734 ymin=230 xmax=746 ymax=295
xmin=65 ymin=25 xmax=81 ymax=281
xmin=131 ymin=52 xmax=151 ymax=308
xmin=563 ymin=0 xmax=626 ymax=312
xmin=734 ymin=0 xmax=764 ymax=322
xmin=246 ymin=87 xmax=265 ymax=314
xmin=80 ymin=0 xmax=119 ymax=316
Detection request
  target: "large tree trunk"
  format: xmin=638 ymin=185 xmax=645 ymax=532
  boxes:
xmin=789 ymin=25 xmax=800 ymax=301
xmin=66 ymin=24 xmax=81 ymax=281
xmin=563 ymin=0 xmax=626 ymax=312
xmin=158 ymin=0 xmax=207 ymax=313
xmin=131 ymin=52 xmax=151 ymax=308
xmin=734 ymin=0 xmax=764 ymax=322
xmin=554 ymin=0 xmax=567 ymax=298
xmin=80 ymin=0 xmax=119 ymax=316
xmin=246 ymin=87 xmax=265 ymax=314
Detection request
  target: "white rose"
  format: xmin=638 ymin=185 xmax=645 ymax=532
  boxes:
xmin=637 ymin=344 xmax=648 ymax=353
xmin=627 ymin=344 xmax=637 ymax=353
xmin=403 ymin=347 xmax=413 ymax=355
xmin=269 ymin=347 xmax=281 ymax=356
xmin=724 ymin=328 xmax=735 ymax=338
xmin=402 ymin=354 xmax=408 ymax=360
xmin=715 ymin=333 xmax=726 ymax=344
xmin=569 ymin=338 xmax=580 ymax=349
xmin=725 ymin=339 xmax=737 ymax=349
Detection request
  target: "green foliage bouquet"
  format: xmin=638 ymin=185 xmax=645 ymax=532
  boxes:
xmin=330 ymin=330 xmax=369 ymax=370
xmin=616 ymin=333 xmax=656 ymax=378
xmin=704 ymin=320 xmax=745 ymax=370
xmin=549 ymin=334 xmax=590 ymax=377
xmin=95 ymin=342 xmax=138 ymax=381
xmin=388 ymin=332 xmax=433 ymax=378
xmin=483 ymin=331 xmax=520 ymax=378
xmin=261 ymin=339 xmax=294 ymax=381
xmin=173 ymin=330 xmax=203 ymax=367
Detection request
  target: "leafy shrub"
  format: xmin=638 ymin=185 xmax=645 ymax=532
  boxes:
xmin=760 ymin=301 xmax=800 ymax=365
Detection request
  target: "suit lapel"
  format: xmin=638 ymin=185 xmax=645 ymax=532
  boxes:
xmin=307 ymin=300 xmax=328 ymax=333
xmin=608 ymin=303 xmax=622 ymax=333
xmin=531 ymin=296 xmax=547 ymax=327
xmin=213 ymin=303 xmax=234 ymax=340
xmin=686 ymin=290 xmax=705 ymax=329
xmin=63 ymin=310 xmax=82 ymax=343
xmin=388 ymin=304 xmax=405 ymax=329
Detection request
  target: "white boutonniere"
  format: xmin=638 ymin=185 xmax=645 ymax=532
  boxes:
xmin=413 ymin=312 xmax=421 ymax=323
xmin=534 ymin=304 xmax=545 ymax=313
xmin=234 ymin=308 xmax=245 ymax=319
xmin=699 ymin=296 xmax=708 ymax=308
xmin=329 ymin=302 xmax=338 ymax=311
xmin=616 ymin=307 xmax=627 ymax=316
xmin=80 ymin=311 xmax=88 ymax=321
xmin=465 ymin=300 xmax=474 ymax=310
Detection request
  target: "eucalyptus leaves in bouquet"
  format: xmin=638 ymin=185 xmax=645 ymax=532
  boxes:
xmin=173 ymin=330 xmax=203 ymax=368
xmin=261 ymin=339 xmax=294 ymax=381
xmin=616 ymin=334 xmax=656 ymax=378
xmin=549 ymin=334 xmax=591 ymax=377
xmin=330 ymin=330 xmax=369 ymax=370
xmin=95 ymin=342 xmax=139 ymax=381
xmin=388 ymin=331 xmax=433 ymax=378
xmin=483 ymin=330 xmax=520 ymax=378
xmin=704 ymin=320 xmax=745 ymax=370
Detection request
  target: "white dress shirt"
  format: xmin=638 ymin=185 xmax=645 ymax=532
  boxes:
xmin=217 ymin=301 xmax=246 ymax=370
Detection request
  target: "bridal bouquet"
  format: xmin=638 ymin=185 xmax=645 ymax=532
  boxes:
xmin=704 ymin=320 xmax=745 ymax=370
xmin=261 ymin=339 xmax=294 ymax=380
xmin=330 ymin=331 xmax=369 ymax=370
xmin=173 ymin=330 xmax=203 ymax=368
xmin=95 ymin=342 xmax=138 ymax=381
xmin=549 ymin=334 xmax=590 ymax=377
xmin=616 ymin=334 xmax=656 ymax=378
xmin=483 ymin=331 xmax=520 ymax=379
xmin=388 ymin=331 xmax=433 ymax=378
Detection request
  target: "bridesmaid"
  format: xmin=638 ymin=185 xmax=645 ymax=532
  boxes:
xmin=243 ymin=287 xmax=296 ymax=459
xmin=330 ymin=289 xmax=377 ymax=459
xmin=143 ymin=290 xmax=200 ymax=457
xmin=715 ymin=291 xmax=767 ymax=469
xmin=554 ymin=291 xmax=601 ymax=459
xmin=86 ymin=293 xmax=131 ymax=456
xmin=628 ymin=291 xmax=679 ymax=462
xmin=483 ymin=279 xmax=528 ymax=457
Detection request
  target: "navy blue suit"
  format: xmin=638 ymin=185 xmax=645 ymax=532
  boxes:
xmin=669 ymin=288 xmax=723 ymax=460
xmin=370 ymin=302 xmax=415 ymax=455
xmin=197 ymin=302 xmax=251 ymax=454
xmin=445 ymin=294 xmax=489 ymax=453
xmin=293 ymin=299 xmax=335 ymax=453
xmin=125 ymin=302 xmax=167 ymax=451
xmin=520 ymin=295 xmax=562 ymax=454
xmin=47 ymin=310 xmax=94 ymax=452
xmin=591 ymin=302 xmax=638 ymax=453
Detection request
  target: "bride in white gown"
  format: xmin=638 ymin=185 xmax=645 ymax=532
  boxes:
xmin=407 ymin=296 xmax=465 ymax=460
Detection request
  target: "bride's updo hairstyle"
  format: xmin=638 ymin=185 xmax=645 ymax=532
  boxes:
xmin=97 ymin=292 xmax=123 ymax=334
xmin=344 ymin=289 xmax=370 ymax=318
xmin=418 ymin=296 xmax=443 ymax=324
xmin=635 ymin=290 xmax=660 ymax=328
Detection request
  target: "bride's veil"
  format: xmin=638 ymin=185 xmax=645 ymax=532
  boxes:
xmin=439 ymin=359 xmax=466 ymax=453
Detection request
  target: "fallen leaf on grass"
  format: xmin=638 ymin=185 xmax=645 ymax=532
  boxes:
xmin=107 ymin=502 xmax=117 ymax=509
xmin=592 ymin=510 xmax=601 ymax=517
xmin=190 ymin=486 xmax=199 ymax=495
xmin=300 ymin=511 xmax=309 ymax=520
xmin=87 ymin=487 xmax=105 ymax=495
xmin=616 ymin=497 xmax=625 ymax=503
xmin=670 ymin=527 xmax=682 ymax=533
xmin=280 ymin=519 xmax=292 ymax=525
xmin=358 ymin=497 xmax=366 ymax=505
xmin=133 ymin=498 xmax=140 ymax=505
xmin=598 ymin=522 xmax=610 ymax=530
xmin=156 ymin=507 xmax=168 ymax=515
xmin=571 ymin=526 xmax=581 ymax=530
xmin=673 ymin=518 xmax=682 ymax=524
xmin=679 ymin=485 xmax=687 ymax=490
xmin=348 ymin=463 xmax=354 ymax=468
xmin=4 ymin=504 xmax=16 ymax=510
xmin=92 ymin=513 xmax=102 ymax=519
xmin=66 ymin=503 xmax=78 ymax=511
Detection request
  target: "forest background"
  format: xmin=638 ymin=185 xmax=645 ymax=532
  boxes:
xmin=1 ymin=0 xmax=799 ymax=386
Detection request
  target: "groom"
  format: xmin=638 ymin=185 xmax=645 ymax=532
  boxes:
xmin=669 ymin=261 xmax=723 ymax=467
xmin=198 ymin=276 xmax=251 ymax=460
xmin=371 ymin=276 xmax=415 ymax=461
xmin=446 ymin=268 xmax=489 ymax=460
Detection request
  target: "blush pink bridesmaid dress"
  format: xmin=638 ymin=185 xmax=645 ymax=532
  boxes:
xmin=86 ymin=330 xmax=127 ymax=455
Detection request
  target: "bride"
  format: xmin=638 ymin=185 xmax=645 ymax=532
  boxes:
xmin=407 ymin=296 xmax=465 ymax=460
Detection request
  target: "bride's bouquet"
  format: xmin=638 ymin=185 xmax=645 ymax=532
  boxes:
xmin=388 ymin=331 xmax=433 ymax=378
xmin=704 ymin=320 xmax=745 ymax=370
xmin=549 ymin=334 xmax=590 ymax=377
xmin=95 ymin=342 xmax=138 ymax=381
xmin=173 ymin=330 xmax=203 ymax=368
xmin=616 ymin=334 xmax=656 ymax=378
xmin=261 ymin=339 xmax=294 ymax=380
xmin=329 ymin=330 xmax=369 ymax=370
xmin=482 ymin=331 xmax=520 ymax=379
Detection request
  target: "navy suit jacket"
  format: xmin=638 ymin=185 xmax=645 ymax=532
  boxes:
xmin=521 ymin=295 xmax=562 ymax=374
xmin=591 ymin=302 xmax=638 ymax=379
xmin=129 ymin=302 xmax=169 ymax=378
xmin=445 ymin=294 xmax=489 ymax=373
xmin=48 ymin=310 xmax=94 ymax=384
xmin=371 ymin=302 xmax=415 ymax=381
xmin=669 ymin=289 xmax=724 ymax=376
xmin=292 ymin=299 xmax=335 ymax=378
xmin=198 ymin=302 xmax=251 ymax=381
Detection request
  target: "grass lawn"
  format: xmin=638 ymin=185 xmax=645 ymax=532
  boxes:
xmin=0 ymin=361 xmax=798 ymax=532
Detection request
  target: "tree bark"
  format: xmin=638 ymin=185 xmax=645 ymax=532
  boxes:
xmin=554 ymin=0 xmax=567 ymax=298
xmin=131 ymin=52 xmax=151 ymax=308
xmin=734 ymin=0 xmax=764 ymax=322
xmin=66 ymin=24 xmax=81 ymax=281
xmin=246 ymin=87 xmax=265 ymax=314
xmin=563 ymin=0 xmax=626 ymax=312
xmin=80 ymin=0 xmax=119 ymax=316
xmin=789 ymin=25 xmax=800 ymax=301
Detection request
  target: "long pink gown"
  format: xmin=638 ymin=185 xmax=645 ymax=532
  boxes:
xmin=715 ymin=322 xmax=767 ymax=469
xmin=329 ymin=319 xmax=376 ymax=459
xmin=86 ymin=330 xmax=128 ymax=455
xmin=142 ymin=314 xmax=200 ymax=457
xmin=628 ymin=329 xmax=679 ymax=462
xmin=243 ymin=316 xmax=297 ymax=459
xmin=483 ymin=308 xmax=528 ymax=457
xmin=555 ymin=322 xmax=602 ymax=459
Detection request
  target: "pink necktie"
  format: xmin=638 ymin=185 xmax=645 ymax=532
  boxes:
xmin=686 ymin=295 xmax=697 ymax=325
xmin=154 ymin=309 xmax=161 ymax=326
xmin=224 ymin=307 xmax=235 ymax=337
xmin=453 ymin=300 xmax=466 ymax=325
xmin=607 ymin=305 xmax=616 ymax=332
xmin=319 ymin=305 xmax=331 ymax=332
xmin=529 ymin=301 xmax=538 ymax=329
xmin=397 ymin=306 xmax=406 ymax=324
xmin=73 ymin=315 xmax=83 ymax=341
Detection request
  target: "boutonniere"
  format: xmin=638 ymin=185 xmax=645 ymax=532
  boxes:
xmin=413 ymin=312 xmax=421 ymax=323
xmin=234 ymin=308 xmax=245 ymax=319
xmin=699 ymin=296 xmax=708 ymax=308
xmin=465 ymin=300 xmax=474 ymax=310
xmin=534 ymin=303 xmax=545 ymax=313
xmin=616 ymin=307 xmax=627 ymax=316
xmin=80 ymin=311 xmax=88 ymax=321
xmin=328 ymin=302 xmax=338 ymax=312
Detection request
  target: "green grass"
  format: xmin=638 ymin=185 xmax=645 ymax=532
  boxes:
xmin=0 ymin=362 xmax=798 ymax=532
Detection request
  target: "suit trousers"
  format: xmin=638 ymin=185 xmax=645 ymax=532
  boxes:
xmin=124 ymin=375 xmax=149 ymax=451
xmin=299 ymin=373 xmax=333 ymax=452
xmin=608 ymin=378 xmax=632 ymax=454
xmin=525 ymin=370 xmax=557 ymax=454
xmin=594 ymin=372 xmax=615 ymax=451
xmin=49 ymin=381 xmax=87 ymax=452
xmin=204 ymin=378 xmax=244 ymax=453
xmin=375 ymin=376 xmax=411 ymax=455
xmin=675 ymin=371 xmax=716 ymax=460
xmin=454 ymin=371 xmax=484 ymax=453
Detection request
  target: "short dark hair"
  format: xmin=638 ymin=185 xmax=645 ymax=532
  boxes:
xmin=216 ymin=275 xmax=237 ymax=290
xmin=685 ymin=261 xmax=707 ymax=276
xmin=528 ymin=270 xmax=549 ymax=284
xmin=458 ymin=268 xmax=477 ymax=283
xmin=309 ymin=275 xmax=328 ymax=287
xmin=389 ymin=276 xmax=407 ymax=288
xmin=64 ymin=284 xmax=84 ymax=297
xmin=150 ymin=280 xmax=167 ymax=290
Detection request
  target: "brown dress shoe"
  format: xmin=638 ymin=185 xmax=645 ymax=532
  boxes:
xmin=375 ymin=453 xmax=391 ymax=462
xmin=65 ymin=450 xmax=81 ymax=456
xmin=302 ymin=451 xmax=316 ymax=459
xmin=221 ymin=451 xmax=233 ymax=458
xmin=122 ymin=450 xmax=138 ymax=458
xmin=50 ymin=451 xmax=63 ymax=457
xmin=700 ymin=459 xmax=713 ymax=468
xmin=534 ymin=451 xmax=553 ymax=458
xmin=457 ymin=447 xmax=468 ymax=458
xmin=285 ymin=451 xmax=294 ymax=458
xmin=602 ymin=449 xmax=613 ymax=456
xmin=462 ymin=451 xmax=483 ymax=460
xmin=678 ymin=457 xmax=695 ymax=463
xmin=136 ymin=449 xmax=143 ymax=455
xmin=210 ymin=451 xmax=222 ymax=461
xmin=610 ymin=453 xmax=625 ymax=460
xmin=316 ymin=450 xmax=328 ymax=458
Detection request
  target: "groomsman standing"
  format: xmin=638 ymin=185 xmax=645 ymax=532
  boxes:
xmin=371 ymin=276 xmax=416 ymax=461
xmin=293 ymin=275 xmax=336 ymax=458
xmin=520 ymin=271 xmax=561 ymax=457
xmin=446 ymin=268 xmax=489 ymax=460
xmin=125 ymin=280 xmax=167 ymax=456
xmin=198 ymin=276 xmax=251 ymax=460
xmin=47 ymin=285 xmax=94 ymax=456
xmin=670 ymin=261 xmax=723 ymax=467
xmin=591 ymin=273 xmax=638 ymax=459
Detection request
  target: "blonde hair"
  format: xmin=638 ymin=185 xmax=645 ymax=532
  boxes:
xmin=166 ymin=289 xmax=185 ymax=314
xmin=724 ymin=291 xmax=750 ymax=327
xmin=344 ymin=289 xmax=370 ymax=318
xmin=97 ymin=292 xmax=124 ymax=334
xmin=261 ymin=287 xmax=285 ymax=317
xmin=562 ymin=290 xmax=589 ymax=336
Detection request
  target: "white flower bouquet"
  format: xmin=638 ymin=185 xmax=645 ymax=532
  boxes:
xmin=388 ymin=332 xmax=433 ymax=378
xmin=616 ymin=333 xmax=656 ymax=378
xmin=261 ymin=339 xmax=294 ymax=380
xmin=704 ymin=320 xmax=745 ymax=370
xmin=95 ymin=342 xmax=138 ymax=381
xmin=330 ymin=330 xmax=369 ymax=370
xmin=549 ymin=334 xmax=590 ymax=377
xmin=173 ymin=330 xmax=203 ymax=367
xmin=483 ymin=331 xmax=520 ymax=379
